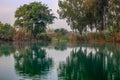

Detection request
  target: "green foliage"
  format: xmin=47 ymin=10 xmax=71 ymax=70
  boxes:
xmin=85 ymin=0 xmax=108 ymax=31
xmin=58 ymin=45 xmax=120 ymax=80
xmin=53 ymin=28 xmax=68 ymax=42
xmin=108 ymin=0 xmax=120 ymax=32
xmin=76 ymin=32 xmax=117 ymax=42
xmin=63 ymin=36 xmax=69 ymax=42
xmin=76 ymin=35 xmax=87 ymax=42
xmin=0 ymin=23 xmax=16 ymax=40
xmin=58 ymin=0 xmax=120 ymax=33
xmin=0 ymin=21 xmax=3 ymax=30
xmin=54 ymin=28 xmax=68 ymax=35
xmin=0 ymin=42 xmax=14 ymax=57
xmin=36 ymin=33 xmax=51 ymax=41
xmin=14 ymin=43 xmax=53 ymax=76
xmin=14 ymin=2 xmax=56 ymax=38
xmin=58 ymin=0 xmax=120 ymax=43
xmin=58 ymin=0 xmax=86 ymax=34
xmin=54 ymin=42 xmax=67 ymax=51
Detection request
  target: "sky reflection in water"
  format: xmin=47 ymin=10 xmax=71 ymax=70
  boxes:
xmin=0 ymin=42 xmax=120 ymax=80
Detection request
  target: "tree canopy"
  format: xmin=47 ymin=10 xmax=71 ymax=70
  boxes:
xmin=0 ymin=22 xmax=15 ymax=40
xmin=58 ymin=0 xmax=120 ymax=34
xmin=14 ymin=2 xmax=56 ymax=38
xmin=54 ymin=28 xmax=68 ymax=35
xmin=108 ymin=0 xmax=120 ymax=32
xmin=58 ymin=0 xmax=85 ymax=34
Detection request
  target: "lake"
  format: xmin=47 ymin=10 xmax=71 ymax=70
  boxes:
xmin=0 ymin=42 xmax=120 ymax=80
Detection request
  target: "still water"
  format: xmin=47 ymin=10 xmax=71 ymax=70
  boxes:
xmin=0 ymin=42 xmax=120 ymax=80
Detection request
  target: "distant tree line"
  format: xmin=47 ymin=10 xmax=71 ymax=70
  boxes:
xmin=0 ymin=1 xmax=120 ymax=42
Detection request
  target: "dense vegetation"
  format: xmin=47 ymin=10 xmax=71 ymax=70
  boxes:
xmin=0 ymin=1 xmax=120 ymax=43
xmin=0 ymin=22 xmax=15 ymax=41
xmin=14 ymin=2 xmax=56 ymax=40
xmin=58 ymin=0 xmax=120 ymax=33
xmin=58 ymin=44 xmax=120 ymax=80
xmin=0 ymin=2 xmax=56 ymax=41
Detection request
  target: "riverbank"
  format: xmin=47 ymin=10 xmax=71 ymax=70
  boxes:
xmin=0 ymin=32 xmax=120 ymax=44
xmin=74 ymin=32 xmax=120 ymax=43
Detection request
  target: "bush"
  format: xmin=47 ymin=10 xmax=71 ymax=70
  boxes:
xmin=63 ymin=36 xmax=69 ymax=42
xmin=76 ymin=35 xmax=87 ymax=42
xmin=36 ymin=33 xmax=51 ymax=41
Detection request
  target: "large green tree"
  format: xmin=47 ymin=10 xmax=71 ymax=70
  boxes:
xmin=58 ymin=0 xmax=86 ymax=34
xmin=14 ymin=2 xmax=56 ymax=38
xmin=58 ymin=0 xmax=109 ymax=33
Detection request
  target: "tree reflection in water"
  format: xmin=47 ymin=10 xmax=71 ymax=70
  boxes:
xmin=0 ymin=42 xmax=14 ymax=57
xmin=54 ymin=42 xmax=67 ymax=51
xmin=13 ymin=43 xmax=53 ymax=77
xmin=58 ymin=45 xmax=120 ymax=80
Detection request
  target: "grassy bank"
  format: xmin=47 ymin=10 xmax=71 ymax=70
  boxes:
xmin=1 ymin=31 xmax=120 ymax=44
xmin=75 ymin=32 xmax=120 ymax=43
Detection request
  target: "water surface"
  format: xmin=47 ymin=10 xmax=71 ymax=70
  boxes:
xmin=0 ymin=42 xmax=120 ymax=80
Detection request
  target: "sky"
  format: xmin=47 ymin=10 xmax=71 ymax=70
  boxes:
xmin=0 ymin=0 xmax=71 ymax=31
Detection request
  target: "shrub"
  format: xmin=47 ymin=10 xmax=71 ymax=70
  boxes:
xmin=36 ymin=33 xmax=51 ymax=41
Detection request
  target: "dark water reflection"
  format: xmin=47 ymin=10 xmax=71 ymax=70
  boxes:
xmin=58 ymin=44 xmax=120 ymax=80
xmin=14 ymin=43 xmax=53 ymax=77
xmin=0 ymin=42 xmax=120 ymax=80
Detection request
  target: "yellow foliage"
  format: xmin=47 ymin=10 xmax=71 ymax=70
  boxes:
xmin=84 ymin=0 xmax=95 ymax=10
xmin=0 ymin=23 xmax=3 ymax=30
xmin=70 ymin=34 xmax=76 ymax=43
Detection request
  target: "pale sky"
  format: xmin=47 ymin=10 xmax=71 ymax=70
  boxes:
xmin=0 ymin=0 xmax=71 ymax=30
